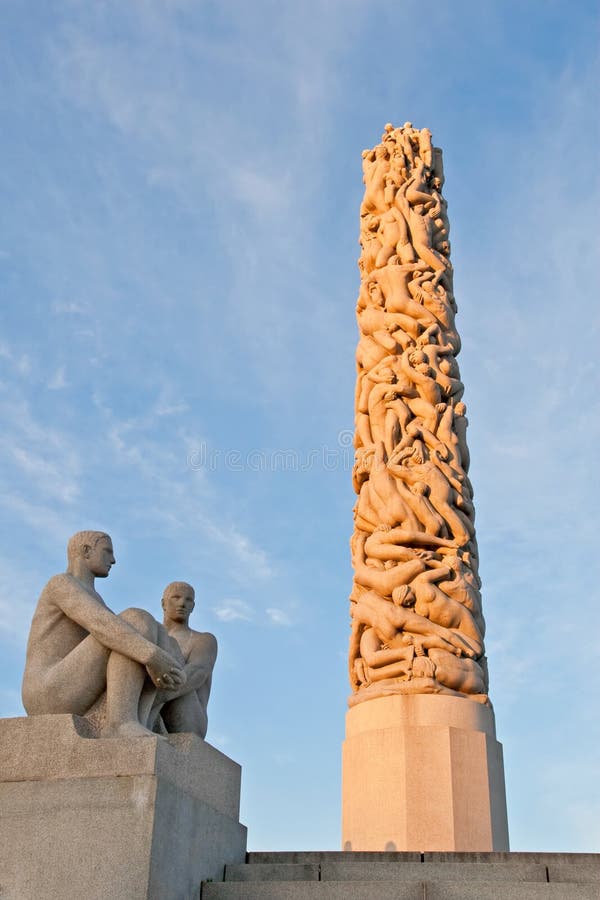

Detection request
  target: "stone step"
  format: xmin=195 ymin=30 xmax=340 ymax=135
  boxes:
xmin=223 ymin=859 xmax=600 ymax=883
xmin=227 ymin=861 xmax=549 ymax=882
xmin=247 ymin=852 xmax=422 ymax=864
xmin=246 ymin=850 xmax=600 ymax=866
xmin=202 ymin=882 xmax=600 ymax=900
xmin=202 ymin=852 xmax=600 ymax=899
xmin=225 ymin=863 xmax=320 ymax=882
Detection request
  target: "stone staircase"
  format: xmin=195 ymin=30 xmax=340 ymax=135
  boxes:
xmin=201 ymin=851 xmax=600 ymax=898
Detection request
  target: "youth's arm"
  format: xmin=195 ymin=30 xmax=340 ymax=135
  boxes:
xmin=162 ymin=633 xmax=217 ymax=701
xmin=183 ymin=633 xmax=218 ymax=692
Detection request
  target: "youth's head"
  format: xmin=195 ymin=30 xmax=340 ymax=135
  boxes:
xmin=162 ymin=581 xmax=195 ymax=625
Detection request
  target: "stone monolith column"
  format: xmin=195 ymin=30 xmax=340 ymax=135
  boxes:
xmin=341 ymin=123 xmax=509 ymax=851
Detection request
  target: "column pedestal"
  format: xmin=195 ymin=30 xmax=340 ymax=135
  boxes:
xmin=0 ymin=715 xmax=247 ymax=900
xmin=341 ymin=694 xmax=509 ymax=852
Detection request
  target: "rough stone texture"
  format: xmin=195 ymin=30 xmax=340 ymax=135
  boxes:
xmin=0 ymin=715 xmax=247 ymax=900
xmin=423 ymin=852 xmax=600 ymax=864
xmin=320 ymin=861 xmax=546 ymax=882
xmin=0 ymin=714 xmax=239 ymax=817
xmin=203 ymin=886 xmax=425 ymax=900
xmin=202 ymin=884 xmax=600 ymax=900
xmin=246 ymin=851 xmax=600 ymax=867
xmin=225 ymin=863 xmax=320 ymax=881
xmin=425 ymin=887 xmax=600 ymax=900
xmin=203 ymin=852 xmax=600 ymax=900
xmin=247 ymin=852 xmax=423 ymax=864
xmin=547 ymin=863 xmax=600 ymax=882
xmin=345 ymin=690 xmax=496 ymax=736
xmin=342 ymin=694 xmax=508 ymax=851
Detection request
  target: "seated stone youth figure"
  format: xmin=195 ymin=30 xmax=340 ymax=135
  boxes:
xmin=22 ymin=531 xmax=187 ymax=738
xmin=149 ymin=581 xmax=217 ymax=739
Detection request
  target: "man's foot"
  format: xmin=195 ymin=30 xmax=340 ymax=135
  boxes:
xmin=101 ymin=721 xmax=163 ymax=739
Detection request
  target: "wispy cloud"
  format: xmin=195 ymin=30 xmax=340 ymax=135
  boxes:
xmin=154 ymin=396 xmax=188 ymax=417
xmin=0 ymin=555 xmax=42 ymax=643
xmin=47 ymin=365 xmax=68 ymax=390
xmin=51 ymin=300 xmax=87 ymax=315
xmin=0 ymin=341 xmax=31 ymax=376
xmin=0 ymin=394 xmax=82 ymax=508
xmin=199 ymin=519 xmax=274 ymax=581
xmin=266 ymin=607 xmax=292 ymax=627
xmin=45 ymin=0 xmax=369 ymax=410
xmin=212 ymin=598 xmax=253 ymax=623
xmin=102 ymin=406 xmax=275 ymax=581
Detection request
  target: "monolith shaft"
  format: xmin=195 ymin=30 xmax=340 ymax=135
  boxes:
xmin=342 ymin=122 xmax=509 ymax=851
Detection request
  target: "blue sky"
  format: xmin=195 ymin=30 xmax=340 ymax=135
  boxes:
xmin=1 ymin=0 xmax=599 ymax=851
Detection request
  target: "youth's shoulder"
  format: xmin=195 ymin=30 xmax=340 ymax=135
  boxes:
xmin=189 ymin=629 xmax=218 ymax=652
xmin=192 ymin=629 xmax=217 ymax=644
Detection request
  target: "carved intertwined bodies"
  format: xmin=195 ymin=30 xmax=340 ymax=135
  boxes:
xmin=350 ymin=123 xmax=487 ymax=705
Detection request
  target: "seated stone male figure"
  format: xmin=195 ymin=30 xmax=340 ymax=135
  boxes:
xmin=22 ymin=531 xmax=186 ymax=738
xmin=151 ymin=581 xmax=217 ymax=739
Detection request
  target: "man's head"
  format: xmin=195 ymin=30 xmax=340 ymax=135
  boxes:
xmin=392 ymin=585 xmax=415 ymax=608
xmin=162 ymin=581 xmax=195 ymax=625
xmin=67 ymin=531 xmax=114 ymax=578
xmin=377 ymin=366 xmax=395 ymax=383
xmin=367 ymin=281 xmax=385 ymax=307
xmin=416 ymin=363 xmax=434 ymax=378
xmin=355 ymin=447 xmax=374 ymax=474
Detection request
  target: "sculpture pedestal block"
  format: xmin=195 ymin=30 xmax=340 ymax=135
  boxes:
xmin=0 ymin=715 xmax=247 ymax=900
xmin=341 ymin=695 xmax=509 ymax=852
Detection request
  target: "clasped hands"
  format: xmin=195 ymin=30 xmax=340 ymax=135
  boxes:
xmin=146 ymin=647 xmax=187 ymax=691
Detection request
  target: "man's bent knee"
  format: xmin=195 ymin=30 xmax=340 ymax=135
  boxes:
xmin=119 ymin=607 xmax=158 ymax=637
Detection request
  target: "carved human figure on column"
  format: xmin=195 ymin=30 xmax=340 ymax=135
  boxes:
xmin=350 ymin=122 xmax=487 ymax=706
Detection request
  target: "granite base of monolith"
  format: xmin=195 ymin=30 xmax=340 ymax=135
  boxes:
xmin=341 ymin=694 xmax=509 ymax=852
xmin=0 ymin=715 xmax=247 ymax=900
